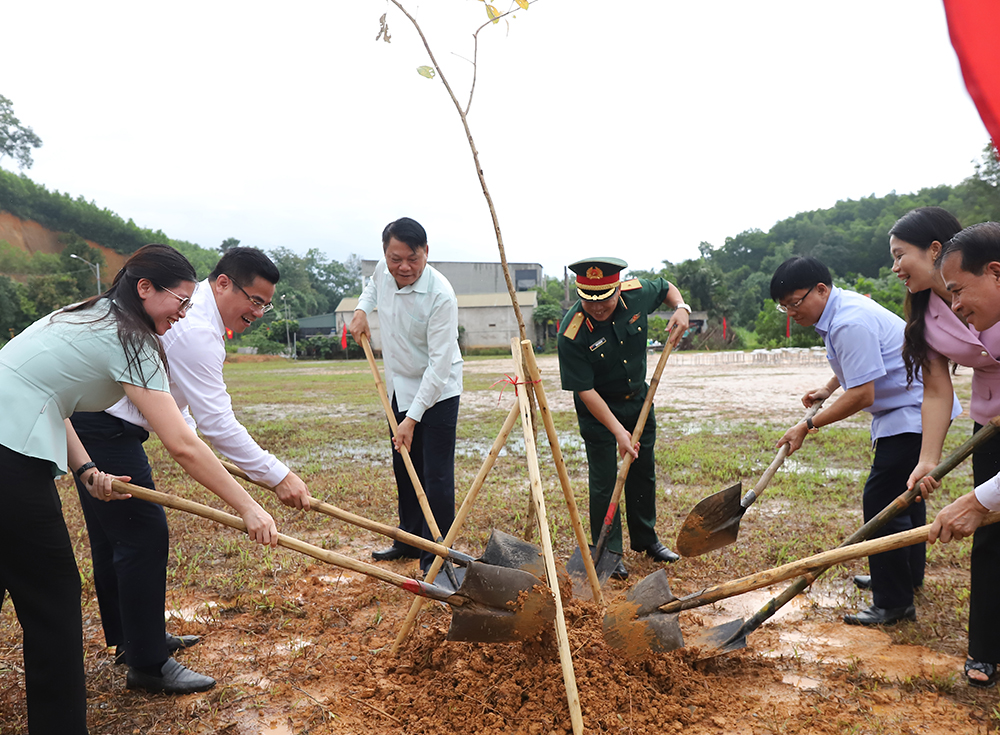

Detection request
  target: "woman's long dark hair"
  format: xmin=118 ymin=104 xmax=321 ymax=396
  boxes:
xmin=60 ymin=243 xmax=197 ymax=385
xmin=889 ymin=207 xmax=963 ymax=385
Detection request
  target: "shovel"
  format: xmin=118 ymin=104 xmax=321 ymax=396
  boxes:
xmin=675 ymin=401 xmax=825 ymax=557
xmin=607 ymin=508 xmax=1000 ymax=652
xmin=604 ymin=417 xmax=1000 ymax=655
xmin=566 ymin=339 xmax=675 ymax=599
xmin=220 ymin=460 xmax=547 ymax=584
xmin=113 ymin=479 xmax=556 ymax=643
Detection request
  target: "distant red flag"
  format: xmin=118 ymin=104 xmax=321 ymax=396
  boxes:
xmin=944 ymin=0 xmax=1000 ymax=147
xmin=786 ymin=314 xmax=791 ymax=339
xmin=341 ymin=324 xmax=348 ymax=350
xmin=226 ymin=328 xmax=234 ymax=340
xmin=722 ymin=316 xmax=727 ymax=341
xmin=556 ymin=319 xmax=560 ymax=332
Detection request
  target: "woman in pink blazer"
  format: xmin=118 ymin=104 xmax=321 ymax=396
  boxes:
xmin=891 ymin=207 xmax=1000 ymax=688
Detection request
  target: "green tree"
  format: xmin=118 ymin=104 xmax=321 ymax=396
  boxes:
xmin=220 ymin=237 xmax=241 ymax=252
xmin=532 ymin=303 xmax=562 ymax=347
xmin=26 ymin=273 xmax=81 ymax=315
xmin=0 ymin=95 xmax=42 ymax=170
xmin=0 ymin=274 xmax=32 ymax=337
xmin=753 ymin=301 xmax=822 ymax=348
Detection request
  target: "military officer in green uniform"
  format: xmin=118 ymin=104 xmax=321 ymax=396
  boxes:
xmin=557 ymin=257 xmax=690 ymax=579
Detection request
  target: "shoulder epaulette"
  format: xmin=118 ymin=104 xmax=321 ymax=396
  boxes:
xmin=620 ymin=278 xmax=642 ymax=292
xmin=563 ymin=312 xmax=585 ymax=340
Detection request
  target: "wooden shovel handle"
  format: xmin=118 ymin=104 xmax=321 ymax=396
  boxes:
xmin=592 ymin=339 xmax=675 ymax=557
xmin=219 ymin=460 xmax=472 ymax=564
xmin=661 ymin=510 xmax=1000 ymax=614
xmin=111 ymin=479 xmax=459 ymax=603
xmin=742 ymin=400 xmax=825 ymax=510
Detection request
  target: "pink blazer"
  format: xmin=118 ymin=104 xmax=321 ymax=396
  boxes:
xmin=924 ymin=292 xmax=1000 ymax=425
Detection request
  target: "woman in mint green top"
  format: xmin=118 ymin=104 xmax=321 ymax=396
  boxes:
xmin=0 ymin=244 xmax=279 ymax=735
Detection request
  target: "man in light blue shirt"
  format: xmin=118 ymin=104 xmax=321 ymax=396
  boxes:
xmin=772 ymin=256 xmax=959 ymax=627
xmin=350 ymin=217 xmax=463 ymax=575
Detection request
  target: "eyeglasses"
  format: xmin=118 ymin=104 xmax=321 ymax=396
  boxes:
xmin=160 ymin=285 xmax=193 ymax=314
xmin=775 ymin=284 xmax=815 ymax=314
xmin=228 ymin=276 xmax=274 ymax=313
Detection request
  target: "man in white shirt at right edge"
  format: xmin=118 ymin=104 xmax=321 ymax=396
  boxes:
xmin=70 ymin=247 xmax=311 ymax=695
xmin=349 ymin=217 xmax=463 ymax=578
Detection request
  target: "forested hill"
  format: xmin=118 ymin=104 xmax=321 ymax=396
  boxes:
xmin=626 ymin=142 xmax=1000 ymax=337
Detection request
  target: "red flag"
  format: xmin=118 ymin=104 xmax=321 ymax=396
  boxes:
xmin=341 ymin=324 xmax=348 ymax=350
xmin=225 ymin=328 xmax=234 ymax=340
xmin=944 ymin=0 xmax=1000 ymax=147
xmin=786 ymin=314 xmax=791 ymax=339
xmin=722 ymin=316 xmax=727 ymax=341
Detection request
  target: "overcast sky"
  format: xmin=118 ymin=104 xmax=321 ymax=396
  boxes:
xmin=2 ymin=0 xmax=990 ymax=282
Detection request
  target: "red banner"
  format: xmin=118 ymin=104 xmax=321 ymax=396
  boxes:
xmin=786 ymin=314 xmax=791 ymax=339
xmin=722 ymin=316 xmax=727 ymax=342
xmin=944 ymin=0 xmax=1000 ymax=147
xmin=341 ymin=324 xmax=348 ymax=350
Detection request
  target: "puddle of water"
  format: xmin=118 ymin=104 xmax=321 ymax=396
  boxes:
xmin=782 ymin=673 xmax=822 ymax=690
xmin=260 ymin=719 xmax=293 ymax=735
xmin=275 ymin=637 xmax=312 ymax=654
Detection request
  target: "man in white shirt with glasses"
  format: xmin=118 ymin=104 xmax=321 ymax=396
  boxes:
xmin=70 ymin=247 xmax=310 ymax=695
xmin=349 ymin=217 xmax=463 ymax=578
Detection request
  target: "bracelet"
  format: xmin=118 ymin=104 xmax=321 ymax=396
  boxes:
xmin=74 ymin=461 xmax=97 ymax=479
xmin=806 ymin=417 xmax=819 ymax=434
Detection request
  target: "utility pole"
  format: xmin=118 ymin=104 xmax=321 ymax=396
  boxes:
xmin=70 ymin=253 xmax=101 ymax=296
xmin=282 ymin=294 xmax=292 ymax=358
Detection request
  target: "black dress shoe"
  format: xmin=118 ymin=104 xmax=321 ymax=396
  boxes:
xmin=610 ymin=559 xmax=629 ymax=580
xmin=372 ymin=546 xmax=420 ymax=562
xmin=126 ymin=658 xmax=216 ymax=694
xmin=843 ymin=604 xmax=916 ymax=626
xmin=639 ymin=541 xmax=680 ymax=564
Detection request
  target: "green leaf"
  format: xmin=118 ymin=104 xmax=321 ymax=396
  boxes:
xmin=416 ymin=65 xmax=436 ymax=79
xmin=486 ymin=4 xmax=500 ymax=23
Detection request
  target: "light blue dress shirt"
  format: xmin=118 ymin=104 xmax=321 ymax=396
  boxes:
xmin=814 ymin=286 xmax=957 ymax=441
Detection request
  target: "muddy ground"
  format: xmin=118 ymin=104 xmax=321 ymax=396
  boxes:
xmin=1 ymin=353 xmax=997 ymax=734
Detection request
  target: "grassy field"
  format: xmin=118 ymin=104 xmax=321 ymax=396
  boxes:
xmin=1 ymin=351 xmax=995 ymax=733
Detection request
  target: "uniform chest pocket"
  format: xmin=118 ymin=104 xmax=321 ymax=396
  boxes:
xmin=625 ymin=312 xmax=647 ymax=336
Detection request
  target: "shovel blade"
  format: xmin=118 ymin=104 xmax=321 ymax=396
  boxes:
xmin=446 ymin=561 xmax=556 ymax=643
xmin=685 ymin=618 xmax=748 ymax=659
xmin=567 ymin=544 xmax=621 ymax=601
xmin=602 ymin=569 xmax=684 ymax=654
xmin=479 ymin=528 xmax=547 ymax=579
xmin=675 ymin=483 xmax=744 ymax=557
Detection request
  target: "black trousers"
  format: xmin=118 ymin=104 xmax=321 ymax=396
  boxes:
xmin=0 ymin=443 xmax=89 ymax=735
xmin=69 ymin=411 xmax=170 ymax=670
xmin=389 ymin=395 xmax=459 ymax=573
xmin=863 ymin=432 xmax=925 ymax=610
xmin=970 ymin=423 xmax=1000 ymax=663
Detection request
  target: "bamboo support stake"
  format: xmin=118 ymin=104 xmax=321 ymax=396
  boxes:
xmin=521 ymin=340 xmax=604 ymax=606
xmin=511 ymin=339 xmax=583 ymax=735
xmin=391 ymin=402 xmax=522 ymax=654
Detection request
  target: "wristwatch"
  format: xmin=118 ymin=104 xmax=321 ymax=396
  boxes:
xmin=675 ymin=303 xmax=692 ymax=314
xmin=74 ymin=461 xmax=97 ymax=482
xmin=806 ymin=417 xmax=820 ymax=434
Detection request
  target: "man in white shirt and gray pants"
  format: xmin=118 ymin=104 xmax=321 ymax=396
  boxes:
xmin=70 ymin=247 xmax=311 ymax=694
xmin=350 ymin=217 xmax=463 ymax=575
